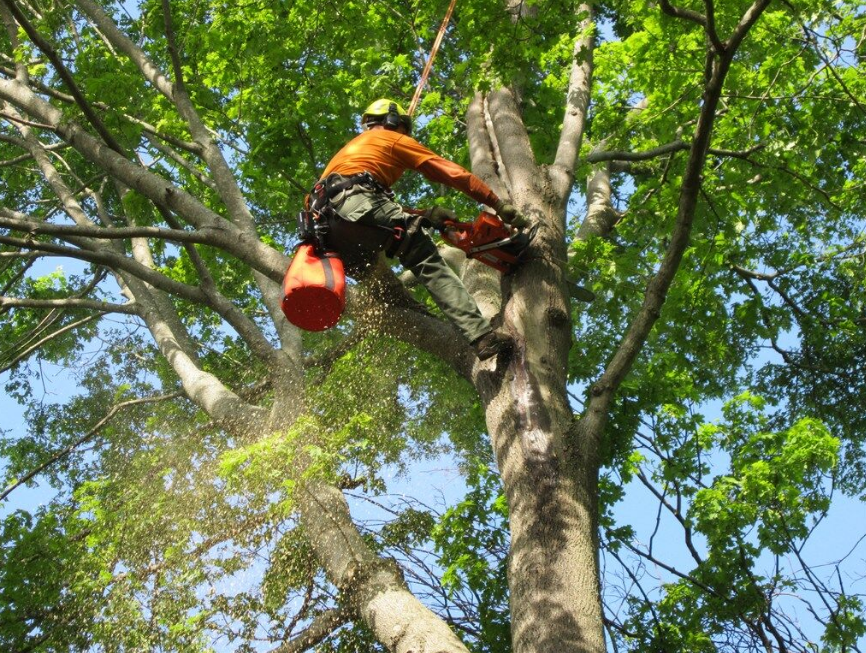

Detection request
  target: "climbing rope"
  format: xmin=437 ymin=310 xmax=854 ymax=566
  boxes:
xmin=407 ymin=0 xmax=458 ymax=116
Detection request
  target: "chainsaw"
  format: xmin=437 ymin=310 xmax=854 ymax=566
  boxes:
xmin=439 ymin=211 xmax=535 ymax=274
xmin=437 ymin=211 xmax=595 ymax=302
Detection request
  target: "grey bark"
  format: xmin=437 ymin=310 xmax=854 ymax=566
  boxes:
xmin=298 ymin=482 xmax=471 ymax=653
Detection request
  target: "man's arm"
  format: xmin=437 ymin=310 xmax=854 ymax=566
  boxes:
xmin=392 ymin=136 xmax=527 ymax=226
xmin=416 ymin=157 xmax=500 ymax=207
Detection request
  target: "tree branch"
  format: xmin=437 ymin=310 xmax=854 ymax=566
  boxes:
xmin=703 ymin=0 xmax=726 ymax=54
xmin=74 ymin=0 xmax=260 ymax=234
xmin=144 ymin=133 xmax=218 ymax=192
xmin=297 ymin=481 xmax=471 ymax=653
xmin=0 ymin=75 xmax=290 ymax=282
xmin=123 ymin=272 xmax=268 ymax=436
xmin=347 ymin=264 xmax=475 ymax=381
xmin=0 ymin=295 xmax=137 ymax=314
xmin=487 ymin=87 xmax=538 ymax=201
xmin=552 ymin=3 xmax=594 ymax=204
xmin=158 ymin=210 xmax=282 ymax=367
xmin=583 ymin=0 xmax=772 ymax=434
xmin=0 ymin=391 xmax=182 ymax=502
xmin=270 ymin=608 xmax=349 ymax=653
xmin=466 ymin=93 xmax=509 ymax=200
xmin=0 ymin=0 xmax=126 ymax=155
xmin=0 ymin=210 xmax=231 ymax=245
xmin=587 ymin=139 xmax=688 ymax=163
xmin=659 ymin=0 xmax=707 ymax=30
xmin=0 ymin=234 xmax=213 ymax=304
xmin=801 ymin=24 xmax=866 ymax=116
xmin=577 ymin=165 xmax=620 ymax=240
xmin=727 ymin=0 xmax=773 ymax=53
xmin=0 ymin=313 xmax=101 ymax=374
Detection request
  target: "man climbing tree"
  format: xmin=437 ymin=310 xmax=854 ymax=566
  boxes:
xmin=1 ymin=0 xmax=864 ymax=652
xmin=307 ymin=98 xmax=525 ymax=360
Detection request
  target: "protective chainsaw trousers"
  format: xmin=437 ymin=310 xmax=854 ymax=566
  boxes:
xmin=330 ymin=189 xmax=491 ymax=343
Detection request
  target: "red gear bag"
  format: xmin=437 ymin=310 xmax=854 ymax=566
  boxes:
xmin=281 ymin=243 xmax=346 ymax=331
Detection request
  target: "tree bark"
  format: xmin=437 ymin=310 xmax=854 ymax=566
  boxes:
xmin=298 ymin=482 xmax=472 ymax=653
xmin=467 ymin=76 xmax=606 ymax=651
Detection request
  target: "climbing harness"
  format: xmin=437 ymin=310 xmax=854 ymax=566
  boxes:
xmin=304 ymin=172 xmax=415 ymax=263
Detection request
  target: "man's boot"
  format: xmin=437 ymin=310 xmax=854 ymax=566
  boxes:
xmin=472 ymin=329 xmax=515 ymax=361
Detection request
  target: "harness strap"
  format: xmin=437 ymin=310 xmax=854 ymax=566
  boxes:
xmin=311 ymin=172 xmax=393 ymax=210
xmin=308 ymin=172 xmax=417 ymax=263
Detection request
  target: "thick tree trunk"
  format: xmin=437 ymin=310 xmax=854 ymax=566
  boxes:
xmin=472 ymin=187 xmax=605 ymax=652
xmin=489 ymin=259 xmax=606 ymax=653
xmin=466 ymin=73 xmax=606 ymax=651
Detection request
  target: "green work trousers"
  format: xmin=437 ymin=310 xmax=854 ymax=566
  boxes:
xmin=331 ymin=189 xmax=491 ymax=343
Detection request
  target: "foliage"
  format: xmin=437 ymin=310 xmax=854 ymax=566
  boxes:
xmin=1 ymin=0 xmax=864 ymax=651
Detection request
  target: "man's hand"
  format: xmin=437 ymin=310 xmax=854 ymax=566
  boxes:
xmin=494 ymin=200 xmax=528 ymax=228
xmin=424 ymin=206 xmax=458 ymax=229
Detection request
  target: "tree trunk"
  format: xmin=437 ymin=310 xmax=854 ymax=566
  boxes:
xmin=485 ymin=244 xmax=606 ymax=653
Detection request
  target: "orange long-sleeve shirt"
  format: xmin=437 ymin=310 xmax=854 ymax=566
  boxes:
xmin=321 ymin=129 xmax=500 ymax=208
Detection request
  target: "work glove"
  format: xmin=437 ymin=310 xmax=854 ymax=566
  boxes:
xmin=424 ymin=206 xmax=458 ymax=229
xmin=494 ymin=200 xmax=528 ymax=229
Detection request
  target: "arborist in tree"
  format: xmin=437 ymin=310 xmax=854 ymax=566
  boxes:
xmin=308 ymin=99 xmax=528 ymax=360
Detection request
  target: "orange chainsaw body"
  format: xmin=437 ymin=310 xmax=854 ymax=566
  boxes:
xmin=441 ymin=212 xmax=530 ymax=273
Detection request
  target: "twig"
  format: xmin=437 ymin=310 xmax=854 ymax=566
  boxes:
xmin=0 ymin=391 xmax=184 ymax=502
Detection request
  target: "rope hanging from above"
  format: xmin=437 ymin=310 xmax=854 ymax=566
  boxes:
xmin=407 ymin=0 xmax=458 ymax=117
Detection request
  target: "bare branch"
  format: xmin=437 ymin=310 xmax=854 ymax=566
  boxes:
xmin=0 ymin=234 xmax=213 ymax=303
xmin=487 ymin=87 xmax=538 ymax=200
xmin=466 ymin=93 xmax=509 ymax=200
xmin=551 ymin=3 xmax=594 ymax=203
xmin=0 ymin=295 xmax=137 ymax=314
xmin=1 ymin=213 xmax=281 ymax=368
xmin=270 ymin=608 xmax=349 ymax=653
xmin=577 ymin=165 xmax=620 ymax=240
xmin=659 ymin=0 xmax=707 ymax=29
xmin=4 ymin=103 xmax=102 ymax=233
xmin=124 ymin=273 xmax=268 ymax=436
xmin=158 ymin=210 xmax=282 ymax=367
xmin=703 ymin=0 xmax=726 ymax=53
xmin=298 ymin=481 xmax=471 ymax=653
xmin=726 ymin=0 xmax=773 ymax=54
xmin=0 ymin=132 xmax=69 ymax=167
xmin=587 ymin=139 xmax=688 ymax=163
xmin=0 ymin=253 xmax=34 ymax=295
xmin=623 ymin=537 xmax=720 ymax=596
xmin=0 ymin=210 xmax=227 ymax=245
xmin=0 ymin=65 xmax=204 ymax=153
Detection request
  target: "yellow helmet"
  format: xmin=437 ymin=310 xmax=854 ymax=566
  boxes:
xmin=361 ymin=99 xmax=412 ymax=134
